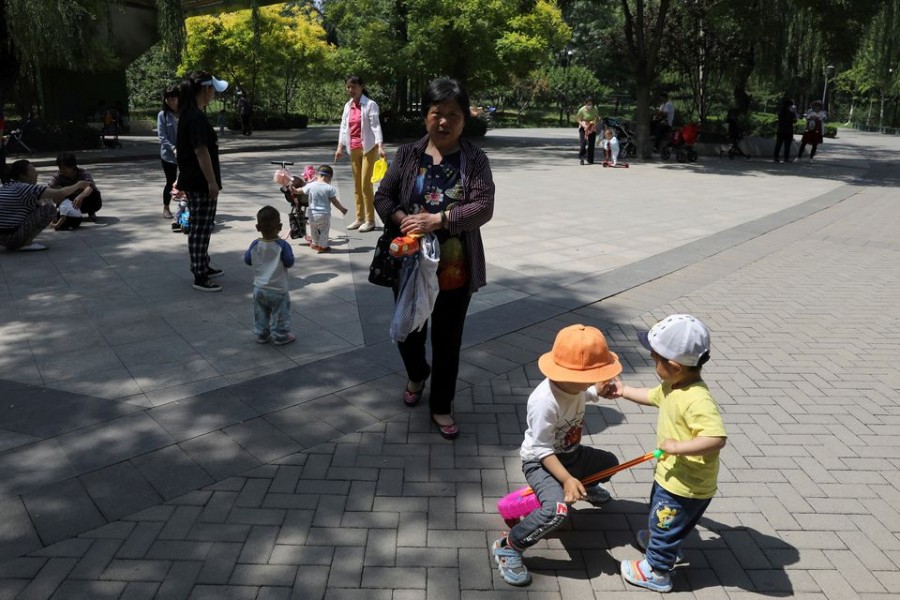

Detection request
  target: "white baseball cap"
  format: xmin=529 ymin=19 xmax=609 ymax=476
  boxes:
xmin=638 ymin=314 xmax=710 ymax=367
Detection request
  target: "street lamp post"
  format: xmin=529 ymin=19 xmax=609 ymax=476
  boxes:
xmin=821 ymin=64 xmax=835 ymax=106
xmin=560 ymin=48 xmax=574 ymax=126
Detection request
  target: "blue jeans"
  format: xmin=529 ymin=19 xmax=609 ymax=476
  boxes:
xmin=507 ymin=446 xmax=618 ymax=550
xmin=253 ymin=287 xmax=291 ymax=339
xmin=645 ymin=481 xmax=711 ymax=572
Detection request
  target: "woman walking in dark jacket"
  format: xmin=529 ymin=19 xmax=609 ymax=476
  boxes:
xmin=374 ymin=78 xmax=495 ymax=440
xmin=773 ymin=98 xmax=797 ymax=163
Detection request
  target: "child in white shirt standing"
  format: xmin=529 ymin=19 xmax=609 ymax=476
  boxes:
xmin=601 ymin=128 xmax=620 ymax=166
xmin=243 ymin=206 xmax=296 ymax=345
xmin=303 ymin=165 xmax=348 ymax=254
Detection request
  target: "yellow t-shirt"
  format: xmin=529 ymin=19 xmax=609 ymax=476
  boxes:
xmin=648 ymin=381 xmax=727 ymax=499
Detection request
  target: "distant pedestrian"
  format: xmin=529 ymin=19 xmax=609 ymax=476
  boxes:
xmin=238 ymin=93 xmax=252 ymax=136
xmin=217 ymin=109 xmax=226 ymax=134
xmin=576 ymin=98 xmax=599 ymax=165
xmin=243 ymin=205 xmax=295 ymax=345
xmin=491 ymin=324 xmax=622 ymax=587
xmin=797 ymin=100 xmax=826 ymax=161
xmin=158 ymin=84 xmax=179 ymax=220
xmin=601 ymin=314 xmax=727 ymax=593
xmin=773 ymin=98 xmax=797 ymax=163
xmin=335 ymin=75 xmax=385 ymax=233
xmin=303 ymin=165 xmax=348 ymax=254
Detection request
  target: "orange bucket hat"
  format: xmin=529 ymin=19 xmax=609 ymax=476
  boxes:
xmin=538 ymin=324 xmax=622 ymax=383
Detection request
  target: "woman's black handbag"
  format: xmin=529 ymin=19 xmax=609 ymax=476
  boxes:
xmin=368 ymin=227 xmax=402 ymax=287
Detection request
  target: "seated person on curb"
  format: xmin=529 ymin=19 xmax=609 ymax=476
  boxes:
xmin=602 ymin=314 xmax=727 ymax=593
xmin=48 ymin=152 xmax=102 ymax=221
xmin=0 ymin=159 xmax=92 ymax=251
xmin=491 ymin=324 xmax=622 ymax=586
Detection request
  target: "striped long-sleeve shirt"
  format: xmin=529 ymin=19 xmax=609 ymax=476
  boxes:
xmin=374 ymin=135 xmax=495 ymax=294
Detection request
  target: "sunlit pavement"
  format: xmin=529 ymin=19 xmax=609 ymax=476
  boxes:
xmin=0 ymin=127 xmax=897 ymax=598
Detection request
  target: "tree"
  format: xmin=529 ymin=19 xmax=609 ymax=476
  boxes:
xmin=619 ymin=0 xmax=672 ymax=157
xmin=543 ymin=65 xmax=610 ymax=123
xmin=323 ymin=0 xmax=571 ymax=112
xmin=182 ymin=5 xmax=333 ymax=114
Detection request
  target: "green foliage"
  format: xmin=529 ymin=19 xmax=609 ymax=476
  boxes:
xmin=156 ymin=0 xmax=186 ymax=63
xmin=126 ymin=43 xmax=180 ymax=112
xmin=540 ymin=65 xmax=610 ymax=119
xmin=324 ymin=0 xmax=571 ymax=110
xmin=4 ymin=0 xmax=114 ymax=69
xmin=182 ymin=4 xmax=334 ymax=114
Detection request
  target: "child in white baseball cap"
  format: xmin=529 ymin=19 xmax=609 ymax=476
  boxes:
xmin=601 ymin=314 xmax=727 ymax=593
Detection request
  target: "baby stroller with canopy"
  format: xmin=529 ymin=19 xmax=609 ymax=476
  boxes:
xmin=662 ymin=122 xmax=699 ymax=162
xmin=601 ymin=116 xmax=637 ymax=160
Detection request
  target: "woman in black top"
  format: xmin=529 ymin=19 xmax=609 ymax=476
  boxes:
xmin=176 ymin=71 xmax=228 ymax=292
xmin=773 ymin=98 xmax=797 ymax=163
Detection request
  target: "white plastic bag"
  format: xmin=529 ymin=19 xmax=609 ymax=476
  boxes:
xmin=390 ymin=233 xmax=440 ymax=342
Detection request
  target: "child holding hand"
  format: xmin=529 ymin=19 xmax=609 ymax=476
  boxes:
xmin=602 ymin=314 xmax=727 ymax=593
xmin=491 ymin=324 xmax=622 ymax=586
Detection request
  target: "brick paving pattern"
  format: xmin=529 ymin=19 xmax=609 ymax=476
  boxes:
xmin=0 ymin=129 xmax=897 ymax=598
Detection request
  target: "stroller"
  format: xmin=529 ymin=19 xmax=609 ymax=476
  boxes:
xmin=662 ymin=122 xmax=699 ymax=162
xmin=601 ymin=116 xmax=637 ymax=160
xmin=272 ymin=161 xmax=313 ymax=240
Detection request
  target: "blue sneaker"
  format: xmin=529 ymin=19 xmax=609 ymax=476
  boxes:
xmin=491 ymin=538 xmax=531 ymax=586
xmin=636 ymin=529 xmax=684 ymax=563
xmin=621 ymin=558 xmax=672 ymax=593
xmin=584 ymin=483 xmax=611 ymax=505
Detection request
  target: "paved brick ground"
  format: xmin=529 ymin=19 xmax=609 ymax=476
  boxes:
xmin=0 ymin=129 xmax=897 ymax=598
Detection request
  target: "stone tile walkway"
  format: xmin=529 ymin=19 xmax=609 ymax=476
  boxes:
xmin=0 ymin=128 xmax=897 ymax=598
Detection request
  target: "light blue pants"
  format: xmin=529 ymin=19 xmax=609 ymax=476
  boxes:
xmin=253 ymin=287 xmax=291 ymax=340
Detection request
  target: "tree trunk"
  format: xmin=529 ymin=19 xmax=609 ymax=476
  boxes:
xmin=634 ymin=78 xmax=653 ymax=158
xmin=620 ymin=0 xmax=673 ymax=159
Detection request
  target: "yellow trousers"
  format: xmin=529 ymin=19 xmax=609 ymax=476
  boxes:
xmin=350 ymin=146 xmax=379 ymax=222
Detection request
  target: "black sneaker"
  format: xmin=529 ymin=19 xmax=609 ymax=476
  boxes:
xmin=193 ymin=279 xmax=222 ymax=292
xmin=206 ymin=268 xmax=224 ymax=279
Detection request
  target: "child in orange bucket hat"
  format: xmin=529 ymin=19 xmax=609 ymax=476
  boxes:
xmin=491 ymin=324 xmax=623 ymax=586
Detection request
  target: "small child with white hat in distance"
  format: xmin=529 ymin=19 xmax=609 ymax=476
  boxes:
xmin=491 ymin=324 xmax=623 ymax=586
xmin=601 ymin=314 xmax=728 ymax=593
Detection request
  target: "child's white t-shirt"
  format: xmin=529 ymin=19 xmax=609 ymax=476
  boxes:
xmin=304 ymin=181 xmax=338 ymax=216
xmin=519 ymin=378 xmax=602 ymax=462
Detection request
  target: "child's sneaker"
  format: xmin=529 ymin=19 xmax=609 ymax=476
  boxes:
xmin=272 ymin=333 xmax=296 ymax=346
xmin=621 ymin=558 xmax=672 ymax=593
xmin=584 ymin=483 xmax=611 ymax=505
xmin=635 ymin=529 xmax=684 ymax=563
xmin=491 ymin=538 xmax=531 ymax=586
xmin=256 ymin=333 xmax=270 ymax=344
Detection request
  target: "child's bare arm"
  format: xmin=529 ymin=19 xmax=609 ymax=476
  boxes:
xmin=660 ymin=435 xmax=726 ymax=457
xmin=599 ymin=378 xmax=653 ymax=406
xmin=331 ymin=197 xmax=348 ymax=215
xmin=540 ymin=454 xmax=586 ymax=503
